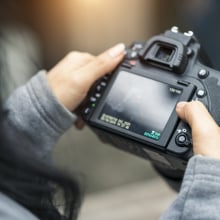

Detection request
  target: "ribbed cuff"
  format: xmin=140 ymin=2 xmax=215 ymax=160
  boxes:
xmin=27 ymin=70 xmax=77 ymax=134
xmin=183 ymin=155 xmax=220 ymax=184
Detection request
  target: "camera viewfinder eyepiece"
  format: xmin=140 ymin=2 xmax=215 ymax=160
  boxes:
xmin=139 ymin=36 xmax=188 ymax=74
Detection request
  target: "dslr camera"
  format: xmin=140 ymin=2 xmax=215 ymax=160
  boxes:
xmin=82 ymin=27 xmax=220 ymax=173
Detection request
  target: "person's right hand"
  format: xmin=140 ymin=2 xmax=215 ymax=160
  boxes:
xmin=176 ymin=101 xmax=220 ymax=159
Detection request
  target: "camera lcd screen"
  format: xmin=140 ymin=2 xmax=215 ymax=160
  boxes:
xmin=99 ymin=71 xmax=182 ymax=141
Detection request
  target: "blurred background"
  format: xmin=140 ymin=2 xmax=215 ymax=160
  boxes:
xmin=1 ymin=0 xmax=220 ymax=219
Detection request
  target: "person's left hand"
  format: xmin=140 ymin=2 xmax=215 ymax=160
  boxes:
xmin=46 ymin=43 xmax=125 ymax=128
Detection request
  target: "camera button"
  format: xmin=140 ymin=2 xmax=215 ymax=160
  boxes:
xmin=100 ymin=81 xmax=107 ymax=87
xmin=177 ymin=134 xmax=186 ymax=143
xmin=131 ymin=43 xmax=143 ymax=51
xmin=196 ymin=89 xmax=206 ymax=98
xmin=125 ymin=50 xmax=138 ymax=60
xmin=198 ymin=69 xmax=209 ymax=79
xmin=175 ymin=133 xmax=191 ymax=147
xmin=90 ymin=97 xmax=97 ymax=102
xmin=96 ymin=85 xmax=102 ymax=92
xmin=130 ymin=51 xmax=138 ymax=59
xmin=122 ymin=61 xmax=132 ymax=69
xmin=103 ymin=75 xmax=109 ymax=81
xmin=83 ymin=107 xmax=91 ymax=115
xmin=95 ymin=93 xmax=101 ymax=98
xmin=122 ymin=60 xmax=137 ymax=69
xmin=129 ymin=60 xmax=137 ymax=66
xmin=186 ymin=48 xmax=193 ymax=56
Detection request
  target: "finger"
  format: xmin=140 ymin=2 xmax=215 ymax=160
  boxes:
xmin=78 ymin=43 xmax=126 ymax=84
xmin=74 ymin=117 xmax=85 ymax=130
xmin=51 ymin=52 xmax=95 ymax=74
xmin=176 ymin=101 xmax=218 ymax=133
xmin=65 ymin=51 xmax=95 ymax=70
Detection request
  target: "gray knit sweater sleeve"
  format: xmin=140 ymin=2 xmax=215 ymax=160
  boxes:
xmin=0 ymin=71 xmax=78 ymax=219
xmin=160 ymin=155 xmax=220 ymax=220
xmin=2 ymin=70 xmax=77 ymax=159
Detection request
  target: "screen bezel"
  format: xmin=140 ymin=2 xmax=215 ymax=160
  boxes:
xmin=89 ymin=69 xmax=195 ymax=150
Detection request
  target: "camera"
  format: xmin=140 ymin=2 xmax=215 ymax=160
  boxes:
xmin=82 ymin=27 xmax=220 ymax=173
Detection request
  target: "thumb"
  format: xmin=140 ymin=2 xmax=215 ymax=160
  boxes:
xmin=176 ymin=101 xmax=220 ymax=157
xmin=79 ymin=43 xmax=126 ymax=83
xmin=176 ymin=101 xmax=217 ymax=130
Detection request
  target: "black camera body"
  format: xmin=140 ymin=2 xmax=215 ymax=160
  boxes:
xmin=82 ymin=27 xmax=220 ymax=171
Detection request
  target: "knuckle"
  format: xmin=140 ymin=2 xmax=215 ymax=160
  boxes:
xmin=82 ymin=52 xmax=94 ymax=60
xmin=66 ymin=51 xmax=80 ymax=60
xmin=66 ymin=51 xmax=94 ymax=63
xmin=70 ymin=74 xmax=88 ymax=95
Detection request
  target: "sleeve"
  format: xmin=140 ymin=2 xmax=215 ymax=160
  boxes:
xmin=160 ymin=155 xmax=220 ymax=220
xmin=2 ymin=70 xmax=77 ymax=159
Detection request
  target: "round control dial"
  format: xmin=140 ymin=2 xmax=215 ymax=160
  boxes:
xmin=175 ymin=132 xmax=192 ymax=148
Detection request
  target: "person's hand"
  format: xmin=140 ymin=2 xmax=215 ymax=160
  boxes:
xmin=46 ymin=43 xmax=125 ymax=112
xmin=176 ymin=101 xmax=220 ymax=159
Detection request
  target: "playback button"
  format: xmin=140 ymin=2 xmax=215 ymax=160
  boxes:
xmin=196 ymin=89 xmax=206 ymax=98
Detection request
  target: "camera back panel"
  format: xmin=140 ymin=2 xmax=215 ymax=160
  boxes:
xmin=82 ymin=27 xmax=220 ymax=171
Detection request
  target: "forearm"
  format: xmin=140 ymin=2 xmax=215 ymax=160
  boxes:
xmin=2 ymin=71 xmax=77 ymax=159
xmin=160 ymin=155 xmax=220 ymax=220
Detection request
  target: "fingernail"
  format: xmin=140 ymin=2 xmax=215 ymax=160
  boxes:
xmin=177 ymin=101 xmax=187 ymax=109
xmin=109 ymin=43 xmax=126 ymax=58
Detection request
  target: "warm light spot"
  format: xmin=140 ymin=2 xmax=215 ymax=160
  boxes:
xmin=74 ymin=0 xmax=102 ymax=6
